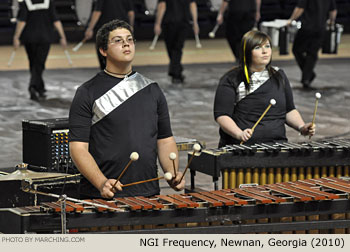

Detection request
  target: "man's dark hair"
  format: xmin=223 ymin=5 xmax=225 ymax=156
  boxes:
xmin=96 ymin=19 xmax=134 ymax=52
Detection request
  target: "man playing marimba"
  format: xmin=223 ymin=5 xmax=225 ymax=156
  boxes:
xmin=69 ymin=19 xmax=184 ymax=199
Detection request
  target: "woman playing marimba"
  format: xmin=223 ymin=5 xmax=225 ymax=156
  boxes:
xmin=213 ymin=30 xmax=315 ymax=147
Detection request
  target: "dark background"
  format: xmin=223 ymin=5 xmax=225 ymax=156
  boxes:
xmin=0 ymin=0 xmax=349 ymax=44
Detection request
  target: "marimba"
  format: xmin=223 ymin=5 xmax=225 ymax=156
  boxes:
xmin=0 ymin=177 xmax=349 ymax=234
xmin=189 ymin=139 xmax=350 ymax=190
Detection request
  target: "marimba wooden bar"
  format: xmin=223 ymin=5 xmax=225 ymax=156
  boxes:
xmin=0 ymin=177 xmax=349 ymax=234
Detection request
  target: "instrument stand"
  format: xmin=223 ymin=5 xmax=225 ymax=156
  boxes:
xmin=58 ymin=194 xmax=67 ymax=234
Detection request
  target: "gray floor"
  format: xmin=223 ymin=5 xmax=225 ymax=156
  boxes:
xmin=0 ymin=58 xmax=349 ymax=193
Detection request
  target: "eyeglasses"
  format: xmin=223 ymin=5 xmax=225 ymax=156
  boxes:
xmin=109 ymin=37 xmax=135 ymax=46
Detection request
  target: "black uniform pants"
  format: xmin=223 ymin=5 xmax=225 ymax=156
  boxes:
xmin=24 ymin=43 xmax=50 ymax=92
xmin=162 ymin=22 xmax=189 ymax=78
xmin=225 ymin=13 xmax=255 ymax=61
xmin=292 ymin=29 xmax=324 ymax=82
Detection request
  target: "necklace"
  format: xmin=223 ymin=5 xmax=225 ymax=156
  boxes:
xmin=104 ymin=68 xmax=132 ymax=78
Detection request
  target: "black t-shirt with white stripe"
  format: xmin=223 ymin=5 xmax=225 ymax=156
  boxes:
xmin=69 ymin=71 xmax=173 ymax=198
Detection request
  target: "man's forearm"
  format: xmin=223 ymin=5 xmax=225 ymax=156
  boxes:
xmin=255 ymin=0 xmax=261 ymax=11
xmin=155 ymin=2 xmax=166 ymax=26
xmin=128 ymin=11 xmax=135 ymax=27
xmin=329 ymin=9 xmax=337 ymax=24
xmin=54 ymin=21 xmax=66 ymax=40
xmin=218 ymin=1 xmax=228 ymax=16
xmin=190 ymin=2 xmax=198 ymax=24
xmin=289 ymin=7 xmax=304 ymax=21
xmin=87 ymin=11 xmax=102 ymax=31
xmin=13 ymin=21 xmax=26 ymax=39
xmin=70 ymin=142 xmax=107 ymax=191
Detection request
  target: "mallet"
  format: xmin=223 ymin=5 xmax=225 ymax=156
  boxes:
xmin=112 ymin=152 xmax=139 ymax=189
xmin=208 ymin=24 xmax=220 ymax=38
xmin=72 ymin=38 xmax=87 ymax=52
xmin=149 ymin=35 xmax=159 ymax=50
xmin=121 ymin=172 xmax=173 ymax=188
xmin=169 ymin=152 xmax=177 ymax=177
xmin=179 ymin=143 xmax=201 ymax=183
xmin=309 ymin=92 xmax=321 ymax=139
xmin=240 ymin=99 xmax=277 ymax=144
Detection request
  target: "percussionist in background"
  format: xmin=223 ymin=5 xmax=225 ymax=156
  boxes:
xmin=69 ymin=19 xmax=184 ymax=199
xmin=213 ymin=30 xmax=315 ymax=147
xmin=84 ymin=0 xmax=135 ymax=70
xmin=153 ymin=0 xmax=199 ymax=84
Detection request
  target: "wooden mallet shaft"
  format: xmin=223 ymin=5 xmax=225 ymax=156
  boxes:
xmin=7 ymin=50 xmax=16 ymax=67
xmin=172 ymin=160 xmax=176 ymax=176
xmin=149 ymin=35 xmax=159 ymax=50
xmin=179 ymin=144 xmax=201 ymax=183
xmin=169 ymin=152 xmax=177 ymax=177
xmin=195 ymin=34 xmax=202 ymax=48
xmin=112 ymin=152 xmax=139 ymax=188
xmin=121 ymin=172 xmax=172 ymax=188
xmin=240 ymin=99 xmax=276 ymax=145
xmin=121 ymin=176 xmax=164 ymax=188
xmin=311 ymin=100 xmax=318 ymax=126
xmin=209 ymin=24 xmax=220 ymax=38
xmin=113 ymin=160 xmax=132 ymax=188
xmin=309 ymin=92 xmax=321 ymax=139
xmin=72 ymin=38 xmax=87 ymax=52
xmin=64 ymin=49 xmax=73 ymax=66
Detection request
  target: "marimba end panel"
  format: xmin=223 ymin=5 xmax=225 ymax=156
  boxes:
xmin=0 ymin=176 xmax=80 ymax=208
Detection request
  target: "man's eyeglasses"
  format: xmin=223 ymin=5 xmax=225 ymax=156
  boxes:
xmin=109 ymin=37 xmax=135 ymax=46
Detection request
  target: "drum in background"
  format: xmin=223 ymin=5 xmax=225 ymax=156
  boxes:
xmin=144 ymin=0 xmax=158 ymax=15
xmin=74 ymin=0 xmax=93 ymax=26
xmin=322 ymin=23 xmax=344 ymax=54
xmin=260 ymin=19 xmax=301 ymax=47
xmin=209 ymin=0 xmax=221 ymax=12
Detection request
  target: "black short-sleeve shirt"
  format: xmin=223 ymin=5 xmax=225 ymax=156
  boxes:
xmin=297 ymin=0 xmax=336 ymax=31
xmin=17 ymin=0 xmax=59 ymax=43
xmin=158 ymin=0 xmax=194 ymax=24
xmin=224 ymin=0 xmax=257 ymax=14
xmin=93 ymin=0 xmax=133 ymax=30
xmin=69 ymin=71 xmax=173 ymax=198
xmin=214 ymin=67 xmax=295 ymax=145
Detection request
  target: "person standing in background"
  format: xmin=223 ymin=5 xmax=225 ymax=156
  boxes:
xmin=216 ymin=0 xmax=261 ymax=62
xmin=287 ymin=0 xmax=337 ymax=88
xmin=84 ymin=0 xmax=135 ymax=70
xmin=154 ymin=0 xmax=199 ymax=84
xmin=13 ymin=0 xmax=67 ymax=101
